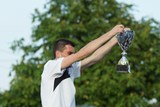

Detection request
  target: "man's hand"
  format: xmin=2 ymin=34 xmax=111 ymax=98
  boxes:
xmin=109 ymin=24 xmax=124 ymax=36
xmin=124 ymin=27 xmax=131 ymax=31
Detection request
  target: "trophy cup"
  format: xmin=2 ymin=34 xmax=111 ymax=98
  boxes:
xmin=116 ymin=30 xmax=134 ymax=73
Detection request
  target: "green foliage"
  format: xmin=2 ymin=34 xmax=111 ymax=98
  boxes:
xmin=0 ymin=0 xmax=160 ymax=107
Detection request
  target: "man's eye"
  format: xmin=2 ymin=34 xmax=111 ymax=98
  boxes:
xmin=68 ymin=52 xmax=73 ymax=55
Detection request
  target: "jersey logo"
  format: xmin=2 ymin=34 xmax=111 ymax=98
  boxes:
xmin=53 ymin=69 xmax=70 ymax=91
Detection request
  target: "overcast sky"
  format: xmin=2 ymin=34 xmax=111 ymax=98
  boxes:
xmin=0 ymin=0 xmax=160 ymax=91
xmin=0 ymin=0 xmax=46 ymax=91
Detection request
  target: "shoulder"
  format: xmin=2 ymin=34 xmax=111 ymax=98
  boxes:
xmin=42 ymin=58 xmax=65 ymax=77
xmin=44 ymin=58 xmax=64 ymax=68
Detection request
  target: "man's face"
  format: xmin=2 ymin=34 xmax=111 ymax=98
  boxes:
xmin=60 ymin=44 xmax=75 ymax=57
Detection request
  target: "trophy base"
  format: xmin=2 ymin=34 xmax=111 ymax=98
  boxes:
xmin=117 ymin=65 xmax=130 ymax=73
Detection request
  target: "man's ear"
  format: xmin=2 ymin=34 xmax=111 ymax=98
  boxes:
xmin=55 ymin=50 xmax=61 ymax=58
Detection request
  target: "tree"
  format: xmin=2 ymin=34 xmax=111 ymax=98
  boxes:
xmin=0 ymin=0 xmax=160 ymax=107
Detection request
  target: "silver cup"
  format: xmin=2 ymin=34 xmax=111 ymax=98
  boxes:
xmin=116 ymin=30 xmax=134 ymax=73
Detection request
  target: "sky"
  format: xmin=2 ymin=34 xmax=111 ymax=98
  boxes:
xmin=0 ymin=0 xmax=160 ymax=91
xmin=0 ymin=0 xmax=46 ymax=91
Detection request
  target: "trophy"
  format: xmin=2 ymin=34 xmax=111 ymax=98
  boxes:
xmin=116 ymin=30 xmax=134 ymax=73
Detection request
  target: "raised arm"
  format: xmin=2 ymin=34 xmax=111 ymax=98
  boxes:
xmin=81 ymin=36 xmax=118 ymax=70
xmin=61 ymin=25 xmax=124 ymax=69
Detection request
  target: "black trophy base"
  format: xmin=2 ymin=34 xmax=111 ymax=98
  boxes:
xmin=117 ymin=65 xmax=130 ymax=73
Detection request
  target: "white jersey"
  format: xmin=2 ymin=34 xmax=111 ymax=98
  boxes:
xmin=41 ymin=58 xmax=81 ymax=107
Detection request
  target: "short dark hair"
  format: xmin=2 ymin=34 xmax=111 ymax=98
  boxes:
xmin=53 ymin=39 xmax=75 ymax=58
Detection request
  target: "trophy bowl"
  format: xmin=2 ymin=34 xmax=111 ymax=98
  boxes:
xmin=116 ymin=30 xmax=134 ymax=73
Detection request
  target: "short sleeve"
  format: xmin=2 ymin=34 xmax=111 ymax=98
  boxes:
xmin=68 ymin=61 xmax=81 ymax=79
xmin=42 ymin=58 xmax=65 ymax=78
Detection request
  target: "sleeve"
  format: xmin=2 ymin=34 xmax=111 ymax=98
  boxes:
xmin=42 ymin=58 xmax=66 ymax=78
xmin=69 ymin=61 xmax=81 ymax=79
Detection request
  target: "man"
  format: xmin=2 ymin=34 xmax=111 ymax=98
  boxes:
xmin=41 ymin=24 xmax=125 ymax=107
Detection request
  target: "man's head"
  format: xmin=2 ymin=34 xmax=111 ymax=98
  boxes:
xmin=53 ymin=39 xmax=75 ymax=58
